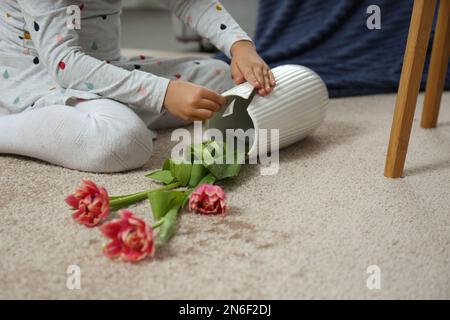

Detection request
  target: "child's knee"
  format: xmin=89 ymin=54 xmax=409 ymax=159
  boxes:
xmin=85 ymin=122 xmax=154 ymax=172
xmin=79 ymin=101 xmax=154 ymax=172
xmin=112 ymin=122 xmax=153 ymax=171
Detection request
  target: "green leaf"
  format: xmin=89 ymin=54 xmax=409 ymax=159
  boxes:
xmin=205 ymin=142 xmax=243 ymax=180
xmin=170 ymin=160 xmax=192 ymax=186
xmin=158 ymin=203 xmax=182 ymax=245
xmin=191 ymin=140 xmax=245 ymax=180
xmin=148 ymin=190 xmax=184 ymax=221
xmin=206 ymin=162 xmax=242 ymax=180
xmin=145 ymin=169 xmax=175 ymax=185
xmin=188 ymin=164 xmax=209 ymax=187
xmin=162 ymin=159 xmax=172 ymax=171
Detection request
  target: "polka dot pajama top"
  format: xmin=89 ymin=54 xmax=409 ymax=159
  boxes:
xmin=0 ymin=0 xmax=252 ymax=118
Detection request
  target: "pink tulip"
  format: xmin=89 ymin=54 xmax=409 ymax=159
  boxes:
xmin=189 ymin=184 xmax=227 ymax=215
xmin=65 ymin=179 xmax=110 ymax=227
xmin=100 ymin=210 xmax=155 ymax=262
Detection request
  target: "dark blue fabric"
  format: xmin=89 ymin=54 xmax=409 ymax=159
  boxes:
xmin=218 ymin=0 xmax=450 ymax=98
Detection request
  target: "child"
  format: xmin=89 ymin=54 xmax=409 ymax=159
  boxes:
xmin=0 ymin=0 xmax=275 ymax=172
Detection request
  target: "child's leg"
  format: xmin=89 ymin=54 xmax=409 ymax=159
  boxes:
xmin=0 ymin=99 xmax=154 ymax=172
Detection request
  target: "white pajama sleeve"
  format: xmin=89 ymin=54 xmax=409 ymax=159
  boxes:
xmin=161 ymin=0 xmax=253 ymax=58
xmin=16 ymin=0 xmax=170 ymax=114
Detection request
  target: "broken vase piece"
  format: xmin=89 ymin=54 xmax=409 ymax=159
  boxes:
xmin=208 ymin=65 xmax=329 ymax=159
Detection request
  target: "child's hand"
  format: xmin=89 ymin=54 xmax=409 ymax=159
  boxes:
xmin=163 ymin=80 xmax=227 ymax=121
xmin=230 ymin=41 xmax=276 ymax=96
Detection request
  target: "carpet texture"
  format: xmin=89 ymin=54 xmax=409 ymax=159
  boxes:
xmin=1 ymin=93 xmax=449 ymax=299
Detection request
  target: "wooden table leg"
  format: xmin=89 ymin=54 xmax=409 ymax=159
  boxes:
xmin=421 ymin=0 xmax=450 ymax=129
xmin=384 ymin=0 xmax=437 ymax=178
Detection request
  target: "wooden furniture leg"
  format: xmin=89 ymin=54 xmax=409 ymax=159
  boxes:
xmin=384 ymin=0 xmax=437 ymax=178
xmin=421 ymin=0 xmax=450 ymax=129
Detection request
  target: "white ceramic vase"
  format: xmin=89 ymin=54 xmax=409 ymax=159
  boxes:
xmin=208 ymin=64 xmax=329 ymax=158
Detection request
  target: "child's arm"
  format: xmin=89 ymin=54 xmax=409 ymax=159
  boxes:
xmin=17 ymin=0 xmax=170 ymax=114
xmin=162 ymin=0 xmax=251 ymax=59
xmin=163 ymin=0 xmax=276 ymax=95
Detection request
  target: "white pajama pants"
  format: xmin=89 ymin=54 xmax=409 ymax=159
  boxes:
xmin=0 ymin=58 xmax=234 ymax=173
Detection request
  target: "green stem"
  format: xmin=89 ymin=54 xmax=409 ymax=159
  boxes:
xmin=158 ymin=173 xmax=218 ymax=245
xmin=110 ymin=181 xmax=181 ymax=208
xmin=110 ymin=190 xmax=151 ymax=204
xmin=159 ymin=182 xmax=182 ymax=191
xmin=181 ymin=188 xmax=193 ymax=207
xmin=152 ymin=218 xmax=165 ymax=229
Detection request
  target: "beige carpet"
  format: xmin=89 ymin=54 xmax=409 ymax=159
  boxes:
xmin=1 ymin=88 xmax=449 ymax=299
